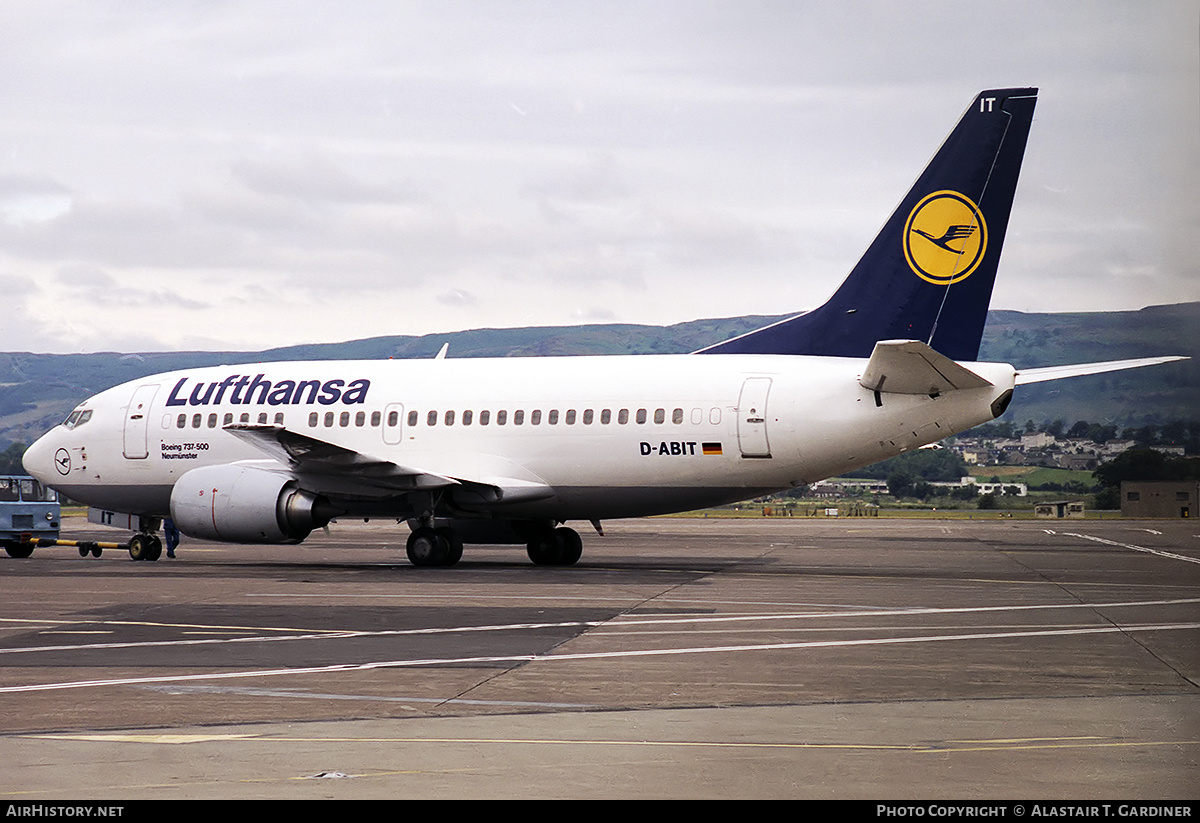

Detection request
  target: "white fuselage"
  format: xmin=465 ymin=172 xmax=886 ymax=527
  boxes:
xmin=23 ymin=353 xmax=1017 ymax=523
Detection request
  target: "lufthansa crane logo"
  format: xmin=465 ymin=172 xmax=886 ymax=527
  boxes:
xmin=903 ymin=190 xmax=987 ymax=285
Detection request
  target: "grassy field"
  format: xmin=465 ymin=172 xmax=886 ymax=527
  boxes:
xmin=970 ymin=465 xmax=1096 ymax=487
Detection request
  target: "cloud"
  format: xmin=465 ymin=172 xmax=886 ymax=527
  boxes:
xmin=0 ymin=2 xmax=1195 ymax=353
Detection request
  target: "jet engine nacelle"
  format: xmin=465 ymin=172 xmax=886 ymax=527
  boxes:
xmin=170 ymin=464 xmax=336 ymax=544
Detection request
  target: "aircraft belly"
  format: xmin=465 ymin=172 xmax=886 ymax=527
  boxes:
xmin=50 ymin=483 xmax=174 ymax=518
xmin=499 ymin=485 xmax=782 ymax=520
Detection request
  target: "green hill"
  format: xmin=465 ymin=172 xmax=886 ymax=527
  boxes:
xmin=2 ymin=303 xmax=1196 ymax=449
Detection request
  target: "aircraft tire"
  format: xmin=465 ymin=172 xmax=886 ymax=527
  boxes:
xmin=144 ymin=536 xmax=163 ymax=562
xmin=527 ymin=528 xmax=582 ymax=566
xmin=3 ymin=541 xmax=34 ymax=559
xmin=406 ymin=527 xmax=449 ymax=567
xmin=556 ymin=527 xmax=582 ymax=565
xmin=129 ymin=534 xmax=162 ymax=562
xmin=435 ymin=528 xmax=463 ymax=567
xmin=526 ymin=531 xmax=560 ymax=565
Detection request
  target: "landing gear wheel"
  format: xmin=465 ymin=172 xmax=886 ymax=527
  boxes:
xmin=4 ymin=541 xmax=34 ymax=559
xmin=129 ymin=534 xmax=162 ymax=562
xmin=79 ymin=545 xmax=89 ymax=557
xmin=526 ymin=527 xmax=582 ymax=566
xmin=90 ymin=546 xmax=102 ymax=558
xmin=557 ymin=527 xmax=582 ymax=565
xmin=435 ymin=528 xmax=463 ymax=567
xmin=407 ymin=527 xmax=450 ymax=567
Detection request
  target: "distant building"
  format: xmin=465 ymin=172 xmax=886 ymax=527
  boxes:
xmin=1121 ymin=482 xmax=1198 ymax=518
xmin=1034 ymin=501 xmax=1085 ymax=518
xmin=1021 ymin=432 xmax=1055 ymax=449
xmin=932 ymin=478 xmax=1027 ymax=497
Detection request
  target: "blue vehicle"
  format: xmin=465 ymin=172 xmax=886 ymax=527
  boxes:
xmin=1 ymin=476 xmax=61 ymax=558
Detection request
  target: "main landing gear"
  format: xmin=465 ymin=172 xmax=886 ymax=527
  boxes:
xmin=403 ymin=521 xmax=585 ymax=568
xmin=526 ymin=527 xmax=583 ymax=566
xmin=405 ymin=526 xmax=463 ymax=568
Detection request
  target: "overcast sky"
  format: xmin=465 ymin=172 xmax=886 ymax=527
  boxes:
xmin=2 ymin=1 xmax=1197 ymax=354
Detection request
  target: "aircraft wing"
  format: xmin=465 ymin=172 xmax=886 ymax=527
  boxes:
xmin=222 ymin=423 xmax=553 ymax=504
xmin=223 ymin=423 xmax=458 ymax=490
xmin=1014 ymin=356 xmax=1188 ymax=385
xmin=859 ymin=339 xmax=994 ymax=395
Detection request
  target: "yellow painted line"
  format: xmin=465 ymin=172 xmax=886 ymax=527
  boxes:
xmin=24 ymin=732 xmax=1197 ymax=755
xmin=29 ymin=733 xmax=261 ymax=744
xmin=924 ymin=739 xmax=1200 ymax=753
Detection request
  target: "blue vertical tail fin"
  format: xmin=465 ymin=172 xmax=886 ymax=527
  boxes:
xmin=699 ymin=88 xmax=1038 ymax=361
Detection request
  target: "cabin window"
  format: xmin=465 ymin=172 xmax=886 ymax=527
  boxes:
xmin=274 ymin=413 xmax=284 ymax=425
xmin=479 ymin=410 xmax=490 ymax=426
xmin=618 ymin=409 xmax=629 ymax=425
xmin=565 ymin=409 xmax=576 ymax=425
xmin=191 ymin=413 xmax=202 ymax=428
xmin=654 ymin=408 xmax=665 ymax=424
xmin=636 ymin=409 xmax=647 ymax=424
xmin=208 ymin=413 xmax=218 ymax=428
xmin=176 ymin=414 xmax=186 ymax=429
xmin=600 ymin=409 xmax=611 ymax=424
xmin=531 ymin=410 xmax=542 ymax=425
xmin=323 ymin=412 xmax=334 ymax=427
xmin=355 ymin=411 xmax=365 ymax=427
xmin=462 ymin=410 xmax=473 ymax=426
xmin=371 ymin=411 xmax=381 ymax=426
xmin=691 ymin=408 xmax=703 ymax=424
xmin=548 ymin=409 xmax=558 ymax=425
xmin=513 ymin=410 xmax=524 ymax=425
xmin=340 ymin=411 xmax=350 ymax=427
xmin=258 ymin=413 xmax=268 ymax=425
xmin=390 ymin=411 xmax=401 ymax=427
xmin=497 ymin=410 xmax=507 ymax=425
xmin=709 ymin=408 xmax=721 ymax=425
xmin=673 ymin=408 xmax=684 ymax=424
xmin=427 ymin=410 xmax=437 ymax=426
xmin=224 ymin=413 xmax=234 ymax=426
xmin=444 ymin=410 xmax=455 ymax=426
xmin=407 ymin=410 xmax=417 ymax=427
xmin=582 ymin=409 xmax=593 ymax=425
xmin=240 ymin=413 xmax=250 ymax=424
xmin=309 ymin=412 xmax=318 ymax=427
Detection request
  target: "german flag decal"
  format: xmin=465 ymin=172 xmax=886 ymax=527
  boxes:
xmin=702 ymin=442 xmax=723 ymax=456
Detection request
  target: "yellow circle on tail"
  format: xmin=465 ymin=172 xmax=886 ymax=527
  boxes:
xmin=903 ymin=191 xmax=987 ymax=285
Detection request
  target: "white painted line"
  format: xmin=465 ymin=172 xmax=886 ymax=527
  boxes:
xmin=2 ymin=621 xmax=1197 ymax=694
xmin=1063 ymin=532 xmax=1200 ymax=565
xmin=2 ymin=598 xmax=1196 ymax=657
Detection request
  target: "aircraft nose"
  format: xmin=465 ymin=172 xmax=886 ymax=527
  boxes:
xmin=21 ymin=431 xmax=58 ymax=485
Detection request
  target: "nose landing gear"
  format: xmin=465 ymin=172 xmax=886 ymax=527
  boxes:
xmin=128 ymin=532 xmax=163 ymax=561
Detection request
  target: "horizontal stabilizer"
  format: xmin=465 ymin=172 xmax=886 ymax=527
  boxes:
xmin=859 ymin=340 xmax=994 ymax=395
xmin=1014 ymin=356 xmax=1188 ymax=385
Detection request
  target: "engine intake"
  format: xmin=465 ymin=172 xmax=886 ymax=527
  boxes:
xmin=170 ymin=464 xmax=338 ymax=544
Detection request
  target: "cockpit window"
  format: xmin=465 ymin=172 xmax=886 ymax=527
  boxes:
xmin=62 ymin=409 xmax=93 ymax=430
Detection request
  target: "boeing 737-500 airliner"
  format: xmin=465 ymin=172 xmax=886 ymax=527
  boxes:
xmin=17 ymin=88 xmax=1184 ymax=566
